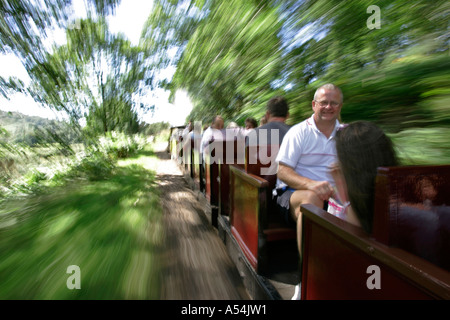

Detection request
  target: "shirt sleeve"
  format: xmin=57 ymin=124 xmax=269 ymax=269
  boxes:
xmin=200 ymin=129 xmax=211 ymax=154
xmin=275 ymin=125 xmax=302 ymax=170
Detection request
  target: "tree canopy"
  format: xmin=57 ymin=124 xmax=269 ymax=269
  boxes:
xmin=1 ymin=0 xmax=150 ymax=136
xmin=140 ymin=0 xmax=449 ymax=129
xmin=1 ymin=0 xmax=449 ymax=135
xmin=28 ymin=17 xmax=147 ymax=134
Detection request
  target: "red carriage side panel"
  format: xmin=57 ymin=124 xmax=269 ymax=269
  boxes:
xmin=230 ymin=165 xmax=267 ymax=270
xmin=228 ymin=144 xmax=296 ymax=274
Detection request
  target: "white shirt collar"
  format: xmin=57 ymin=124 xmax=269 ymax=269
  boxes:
xmin=307 ymin=114 xmax=340 ymax=138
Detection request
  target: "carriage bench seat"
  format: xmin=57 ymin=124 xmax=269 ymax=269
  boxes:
xmin=300 ymin=204 xmax=450 ymax=300
xmin=229 ymin=144 xmax=296 ymax=275
xmin=373 ymin=165 xmax=450 ymax=272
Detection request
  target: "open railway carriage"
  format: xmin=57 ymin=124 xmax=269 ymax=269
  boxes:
xmin=171 ymin=131 xmax=204 ymax=193
xmin=219 ymin=144 xmax=300 ymax=299
xmin=372 ymin=165 xmax=450 ymax=271
xmin=300 ymin=165 xmax=450 ymax=300
xmin=203 ymin=139 xmax=227 ymax=226
xmin=203 ymin=138 xmax=246 ymax=226
xmin=173 ymin=132 xmax=450 ymax=299
xmin=218 ymin=138 xmax=246 ymax=217
xmin=181 ymin=134 xmax=195 ymax=180
xmin=168 ymin=126 xmax=185 ymax=160
xmin=186 ymin=134 xmax=204 ymax=192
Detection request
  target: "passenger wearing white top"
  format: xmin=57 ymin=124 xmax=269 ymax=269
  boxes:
xmin=200 ymin=115 xmax=225 ymax=157
xmin=275 ymin=114 xmax=339 ymax=191
xmin=275 ymin=83 xmax=343 ymax=222
xmin=274 ymin=84 xmax=343 ymax=300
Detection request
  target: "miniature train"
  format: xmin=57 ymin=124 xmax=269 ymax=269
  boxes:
xmin=168 ymin=127 xmax=450 ymax=300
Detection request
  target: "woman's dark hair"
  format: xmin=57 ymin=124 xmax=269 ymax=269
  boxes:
xmin=335 ymin=121 xmax=398 ymax=233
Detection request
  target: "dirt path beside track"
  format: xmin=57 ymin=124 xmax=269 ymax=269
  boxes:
xmin=154 ymin=142 xmax=249 ymax=300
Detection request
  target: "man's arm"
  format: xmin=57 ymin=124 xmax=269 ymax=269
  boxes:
xmin=277 ymin=163 xmax=334 ymax=201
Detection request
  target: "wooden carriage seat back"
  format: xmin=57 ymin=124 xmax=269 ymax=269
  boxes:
xmin=245 ymin=144 xmax=279 ymax=190
xmin=219 ymin=139 xmax=246 ymax=216
xmin=229 ymin=143 xmax=297 ymax=273
xmin=300 ymin=204 xmax=450 ymax=300
xmin=373 ymin=165 xmax=450 ymax=271
xmin=245 ymin=144 xmax=292 ymax=229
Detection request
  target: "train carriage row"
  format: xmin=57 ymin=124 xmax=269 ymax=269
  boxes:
xmin=168 ymin=128 xmax=450 ymax=300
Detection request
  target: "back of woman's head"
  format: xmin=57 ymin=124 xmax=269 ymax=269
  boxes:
xmin=335 ymin=121 xmax=398 ymax=233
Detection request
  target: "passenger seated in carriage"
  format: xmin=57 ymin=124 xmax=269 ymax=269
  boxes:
xmin=200 ymin=115 xmax=225 ymax=157
xmin=274 ymin=84 xmax=343 ymax=228
xmin=329 ymin=121 xmax=398 ymax=232
xmin=243 ymin=117 xmax=258 ymax=136
xmin=247 ymin=96 xmax=291 ymax=147
xmin=331 ymin=120 xmax=449 ymax=271
xmin=244 ymin=96 xmax=291 ymax=176
xmin=274 ymin=84 xmax=343 ymax=299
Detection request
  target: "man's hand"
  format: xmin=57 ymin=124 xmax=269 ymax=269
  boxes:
xmin=308 ymin=180 xmax=334 ymax=201
xmin=277 ymin=163 xmax=334 ymax=201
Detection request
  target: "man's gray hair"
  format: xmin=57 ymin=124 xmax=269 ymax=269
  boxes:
xmin=314 ymin=83 xmax=343 ymax=103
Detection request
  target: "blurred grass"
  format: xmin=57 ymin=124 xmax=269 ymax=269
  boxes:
xmin=0 ymin=144 xmax=164 ymax=299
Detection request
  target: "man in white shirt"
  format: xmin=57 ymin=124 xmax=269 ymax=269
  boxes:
xmin=275 ymin=83 xmax=343 ymax=300
xmin=275 ymin=84 xmax=343 ymax=223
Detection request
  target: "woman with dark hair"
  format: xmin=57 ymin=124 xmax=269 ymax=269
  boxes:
xmin=329 ymin=120 xmax=398 ymax=233
xmin=331 ymin=121 xmax=450 ymax=271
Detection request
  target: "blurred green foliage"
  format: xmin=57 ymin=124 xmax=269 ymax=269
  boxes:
xmin=0 ymin=131 xmax=161 ymax=299
xmin=141 ymin=0 xmax=449 ymax=164
xmin=139 ymin=121 xmax=171 ymax=137
xmin=286 ymin=54 xmax=450 ymax=128
xmin=389 ymin=128 xmax=450 ymax=165
xmin=1 ymin=0 xmax=449 ymax=165
xmin=0 ymin=110 xmax=81 ymax=145
xmin=0 ymin=132 xmax=149 ymax=198
xmin=2 ymin=0 xmax=449 ymax=164
xmin=1 ymin=1 xmax=149 ymax=139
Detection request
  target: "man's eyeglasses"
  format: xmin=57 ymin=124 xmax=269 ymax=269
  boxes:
xmin=314 ymin=100 xmax=341 ymax=108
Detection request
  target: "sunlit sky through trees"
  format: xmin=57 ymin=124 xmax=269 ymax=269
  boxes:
xmin=0 ymin=0 xmax=193 ymax=126
xmin=1 ymin=0 xmax=448 ymax=132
